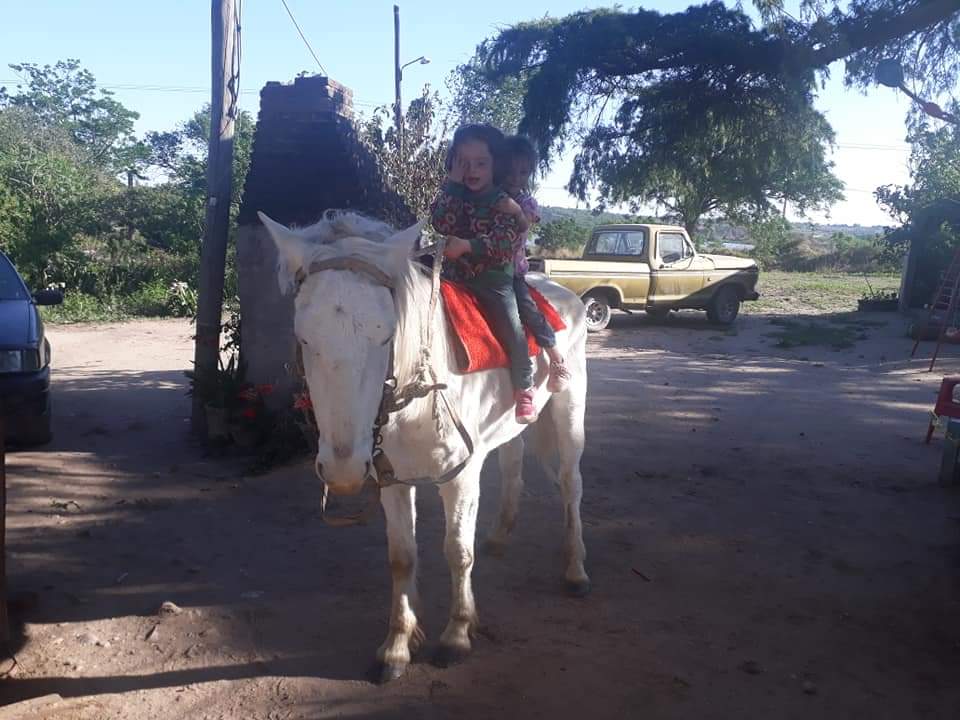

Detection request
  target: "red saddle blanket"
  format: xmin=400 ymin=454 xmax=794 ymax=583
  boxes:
xmin=440 ymin=280 xmax=567 ymax=374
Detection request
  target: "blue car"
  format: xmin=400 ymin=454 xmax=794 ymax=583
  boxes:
xmin=0 ymin=252 xmax=62 ymax=446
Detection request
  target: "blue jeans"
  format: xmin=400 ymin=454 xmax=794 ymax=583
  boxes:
xmin=514 ymin=275 xmax=556 ymax=350
xmin=467 ymin=278 xmax=533 ymax=391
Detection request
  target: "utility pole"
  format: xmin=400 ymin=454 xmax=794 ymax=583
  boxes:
xmin=192 ymin=0 xmax=239 ymax=435
xmin=393 ymin=4 xmax=402 ymax=157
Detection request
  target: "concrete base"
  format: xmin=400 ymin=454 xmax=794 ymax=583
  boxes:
xmin=236 ymin=224 xmax=299 ymax=411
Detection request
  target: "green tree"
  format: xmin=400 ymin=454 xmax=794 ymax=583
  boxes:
xmin=0 ymin=106 xmax=113 ymax=285
xmin=359 ymin=86 xmax=449 ymax=219
xmin=535 ymin=217 xmax=590 ymax=254
xmin=0 ymin=59 xmax=145 ymax=174
xmin=877 ymin=114 xmax=960 ymax=305
xmin=446 ymin=59 xmax=526 ymax=135
xmin=474 ymin=1 xmax=957 ymax=228
xmin=570 ymin=73 xmax=843 ymax=235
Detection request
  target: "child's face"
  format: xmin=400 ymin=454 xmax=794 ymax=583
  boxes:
xmin=456 ymin=139 xmax=494 ymax=193
xmin=507 ymin=156 xmax=533 ymax=191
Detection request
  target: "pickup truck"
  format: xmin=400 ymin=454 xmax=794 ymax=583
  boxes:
xmin=528 ymin=223 xmax=760 ymax=331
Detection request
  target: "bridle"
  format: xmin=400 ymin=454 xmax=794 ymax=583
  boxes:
xmin=292 ymin=241 xmax=474 ymax=521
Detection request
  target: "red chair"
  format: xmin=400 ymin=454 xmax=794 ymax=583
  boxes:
xmin=926 ymin=376 xmax=960 ymax=443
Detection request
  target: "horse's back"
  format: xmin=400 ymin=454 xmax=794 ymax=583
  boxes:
xmin=525 ymin=273 xmax=586 ymax=339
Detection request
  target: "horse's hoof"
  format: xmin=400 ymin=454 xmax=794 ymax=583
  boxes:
xmin=433 ymin=643 xmax=471 ymax=668
xmin=368 ymin=660 xmax=407 ymax=684
xmin=482 ymin=538 xmax=507 ymax=557
xmin=565 ymin=579 xmax=592 ymax=598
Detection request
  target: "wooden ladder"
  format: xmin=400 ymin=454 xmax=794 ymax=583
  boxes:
xmin=912 ymin=246 xmax=960 ymax=371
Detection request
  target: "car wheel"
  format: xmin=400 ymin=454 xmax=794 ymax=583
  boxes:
xmin=646 ymin=307 xmax=672 ymax=323
xmin=583 ymin=295 xmax=612 ymax=332
xmin=707 ymin=286 xmax=741 ymax=325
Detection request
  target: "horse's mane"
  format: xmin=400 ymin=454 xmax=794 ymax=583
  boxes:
xmin=279 ymin=211 xmax=452 ymax=392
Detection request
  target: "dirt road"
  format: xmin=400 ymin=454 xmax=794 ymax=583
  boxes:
xmin=2 ymin=313 xmax=959 ymax=719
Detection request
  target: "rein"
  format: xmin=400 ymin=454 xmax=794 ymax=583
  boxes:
xmin=293 ymin=240 xmax=474 ymax=521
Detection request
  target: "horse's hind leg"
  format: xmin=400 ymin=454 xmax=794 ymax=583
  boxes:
xmin=435 ymin=465 xmax=482 ymax=666
xmin=373 ymin=484 xmax=424 ymax=683
xmin=485 ymin=435 xmax=525 ymax=556
xmin=547 ymin=395 xmax=591 ymax=597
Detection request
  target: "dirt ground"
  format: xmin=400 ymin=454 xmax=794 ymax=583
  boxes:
xmin=2 ymin=310 xmax=960 ymax=719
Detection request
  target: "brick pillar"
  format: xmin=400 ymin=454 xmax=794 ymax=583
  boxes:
xmin=236 ymin=76 xmax=414 ymax=408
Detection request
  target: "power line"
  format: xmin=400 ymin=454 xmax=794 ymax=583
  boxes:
xmin=279 ymin=0 xmax=327 ymax=76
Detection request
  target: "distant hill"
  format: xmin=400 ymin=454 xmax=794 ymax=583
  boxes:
xmin=539 ymin=206 xmax=887 ymax=242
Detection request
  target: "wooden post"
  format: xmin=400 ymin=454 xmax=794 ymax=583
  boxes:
xmin=1 ymin=411 xmax=8 ymax=647
xmin=192 ymin=0 xmax=239 ymax=435
xmin=393 ymin=4 xmax=402 ymax=157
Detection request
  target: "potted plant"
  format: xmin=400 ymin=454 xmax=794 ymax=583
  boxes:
xmin=229 ymin=383 xmax=273 ymax=448
xmin=185 ymin=354 xmax=246 ymax=441
xmin=858 ymin=277 xmax=899 ymax=312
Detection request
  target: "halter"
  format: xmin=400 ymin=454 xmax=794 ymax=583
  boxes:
xmin=292 ymin=241 xmax=474 ymax=521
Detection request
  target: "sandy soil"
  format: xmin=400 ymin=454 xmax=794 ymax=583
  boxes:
xmin=2 ymin=312 xmax=959 ymax=719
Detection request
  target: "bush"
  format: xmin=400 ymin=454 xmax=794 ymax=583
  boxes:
xmin=41 ymin=292 xmax=127 ymax=324
xmin=123 ymin=279 xmax=170 ymax=317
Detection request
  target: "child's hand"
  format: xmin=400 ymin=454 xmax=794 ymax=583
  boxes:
xmin=447 ymin=155 xmax=466 ymax=184
xmin=443 ymin=236 xmax=472 ymax=259
xmin=495 ymin=196 xmax=529 ymax=232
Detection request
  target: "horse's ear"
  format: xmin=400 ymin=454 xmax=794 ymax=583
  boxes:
xmin=385 ymin=220 xmax=425 ymax=268
xmin=259 ymin=211 xmax=308 ymax=294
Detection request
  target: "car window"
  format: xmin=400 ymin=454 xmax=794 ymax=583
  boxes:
xmin=0 ymin=255 xmax=28 ymax=301
xmin=658 ymin=232 xmax=692 ymax=263
xmin=590 ymin=230 xmax=647 ymax=257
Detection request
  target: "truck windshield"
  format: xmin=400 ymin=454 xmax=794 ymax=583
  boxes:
xmin=0 ymin=255 xmax=28 ymax=301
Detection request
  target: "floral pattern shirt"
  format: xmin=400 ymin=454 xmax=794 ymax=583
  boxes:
xmin=429 ymin=181 xmax=520 ymax=285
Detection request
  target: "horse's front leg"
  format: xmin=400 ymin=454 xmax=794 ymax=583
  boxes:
xmin=435 ymin=467 xmax=482 ymax=666
xmin=374 ymin=484 xmax=424 ymax=683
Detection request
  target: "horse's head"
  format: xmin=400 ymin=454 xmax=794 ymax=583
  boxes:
xmin=259 ymin=211 xmax=421 ymax=495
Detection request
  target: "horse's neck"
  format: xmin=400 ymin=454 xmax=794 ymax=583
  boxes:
xmin=393 ymin=262 xmax=456 ymax=393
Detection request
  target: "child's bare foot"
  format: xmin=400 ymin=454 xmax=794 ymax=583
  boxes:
xmin=547 ymin=358 xmax=571 ymax=393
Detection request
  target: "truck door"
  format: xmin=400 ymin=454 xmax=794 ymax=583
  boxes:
xmin=651 ymin=230 xmax=704 ymax=303
xmin=588 ymin=229 xmax=650 ymax=305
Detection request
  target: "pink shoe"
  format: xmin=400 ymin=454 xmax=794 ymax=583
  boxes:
xmin=547 ymin=359 xmax=571 ymax=393
xmin=514 ymin=389 xmax=537 ymax=424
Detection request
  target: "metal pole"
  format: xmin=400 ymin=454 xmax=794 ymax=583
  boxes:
xmin=394 ymin=4 xmax=403 ymax=157
xmin=192 ymin=0 xmax=239 ymax=435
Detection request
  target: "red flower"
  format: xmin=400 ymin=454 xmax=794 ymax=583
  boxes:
xmin=256 ymin=383 xmax=275 ymax=396
xmin=241 ymin=407 xmax=257 ymax=419
xmin=293 ymin=392 xmax=313 ymax=411
xmin=239 ymin=385 xmax=258 ymax=402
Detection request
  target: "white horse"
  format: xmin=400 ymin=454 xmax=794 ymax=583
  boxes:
xmin=259 ymin=211 xmax=589 ymax=683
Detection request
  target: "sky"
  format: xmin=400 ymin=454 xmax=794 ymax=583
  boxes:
xmin=0 ymin=0 xmax=925 ymax=227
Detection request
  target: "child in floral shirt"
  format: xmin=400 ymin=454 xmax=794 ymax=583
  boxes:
xmin=430 ymin=124 xmax=537 ymax=423
xmin=504 ymin=135 xmax=570 ymax=393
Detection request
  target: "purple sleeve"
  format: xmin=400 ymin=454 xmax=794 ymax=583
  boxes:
xmin=519 ymin=193 xmax=541 ymax=225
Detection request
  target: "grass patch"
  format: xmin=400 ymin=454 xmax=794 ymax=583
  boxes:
xmin=40 ymin=293 xmax=129 ymax=324
xmin=765 ymin=318 xmax=868 ymax=349
xmin=745 ymin=271 xmax=900 ymax=315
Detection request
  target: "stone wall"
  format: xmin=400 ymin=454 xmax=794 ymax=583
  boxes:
xmin=236 ymin=75 xmax=414 ymax=406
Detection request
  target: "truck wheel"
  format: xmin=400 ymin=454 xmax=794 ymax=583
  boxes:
xmin=583 ymin=295 xmax=612 ymax=332
xmin=707 ymin=286 xmax=741 ymax=325
xmin=646 ymin=307 xmax=672 ymax=323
